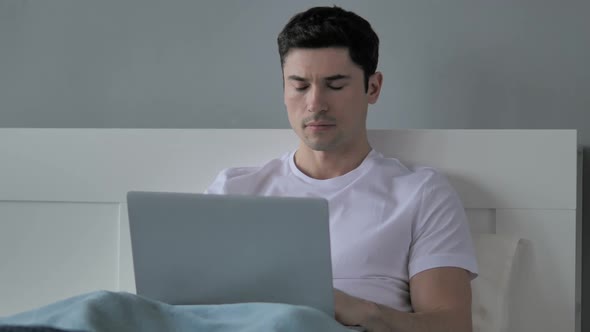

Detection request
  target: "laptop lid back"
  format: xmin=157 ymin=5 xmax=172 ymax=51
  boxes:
xmin=127 ymin=191 xmax=334 ymax=316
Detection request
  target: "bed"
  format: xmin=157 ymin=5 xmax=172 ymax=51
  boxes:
xmin=0 ymin=129 xmax=581 ymax=332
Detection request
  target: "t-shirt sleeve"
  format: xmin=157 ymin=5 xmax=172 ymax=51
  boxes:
xmin=408 ymin=170 xmax=478 ymax=279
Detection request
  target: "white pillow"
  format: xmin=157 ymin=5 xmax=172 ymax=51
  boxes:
xmin=471 ymin=233 xmax=523 ymax=332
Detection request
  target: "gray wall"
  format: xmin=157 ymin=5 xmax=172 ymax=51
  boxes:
xmin=1 ymin=0 xmax=589 ymax=131
xmin=1 ymin=0 xmax=589 ymax=326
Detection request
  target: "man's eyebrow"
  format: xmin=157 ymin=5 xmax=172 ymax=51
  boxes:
xmin=324 ymin=74 xmax=351 ymax=81
xmin=287 ymin=75 xmax=307 ymax=82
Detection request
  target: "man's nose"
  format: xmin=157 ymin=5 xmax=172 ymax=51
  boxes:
xmin=306 ymin=86 xmax=328 ymax=113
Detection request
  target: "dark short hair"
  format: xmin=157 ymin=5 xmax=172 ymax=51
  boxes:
xmin=277 ymin=6 xmax=379 ymax=91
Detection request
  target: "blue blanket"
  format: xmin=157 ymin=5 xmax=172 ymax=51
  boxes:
xmin=0 ymin=291 xmax=353 ymax=332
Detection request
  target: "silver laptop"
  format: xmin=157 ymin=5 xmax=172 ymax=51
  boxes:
xmin=127 ymin=191 xmax=334 ymax=317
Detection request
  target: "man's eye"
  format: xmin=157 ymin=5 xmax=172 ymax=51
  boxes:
xmin=328 ymin=85 xmax=344 ymax=90
xmin=295 ymin=86 xmax=309 ymax=92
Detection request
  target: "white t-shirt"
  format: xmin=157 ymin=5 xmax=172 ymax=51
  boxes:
xmin=206 ymin=149 xmax=478 ymax=312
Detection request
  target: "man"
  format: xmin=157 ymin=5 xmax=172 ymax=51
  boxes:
xmin=206 ymin=6 xmax=477 ymax=332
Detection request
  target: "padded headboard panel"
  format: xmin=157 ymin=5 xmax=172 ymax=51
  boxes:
xmin=0 ymin=129 xmax=580 ymax=332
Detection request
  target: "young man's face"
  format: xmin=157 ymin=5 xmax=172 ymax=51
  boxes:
xmin=282 ymin=48 xmax=381 ymax=153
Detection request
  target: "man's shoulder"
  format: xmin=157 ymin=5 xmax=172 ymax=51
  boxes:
xmin=205 ymin=153 xmax=291 ymax=194
xmin=369 ymin=153 xmax=460 ymax=204
xmin=221 ymin=153 xmax=289 ymax=180
xmin=214 ymin=165 xmax=266 ymax=181
xmin=371 ymin=152 xmax=446 ymax=184
xmin=399 ymin=165 xmax=456 ymax=198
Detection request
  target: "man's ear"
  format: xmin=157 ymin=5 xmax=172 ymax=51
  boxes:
xmin=367 ymin=72 xmax=383 ymax=105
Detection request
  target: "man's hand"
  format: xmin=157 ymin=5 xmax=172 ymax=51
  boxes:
xmin=333 ymin=289 xmax=378 ymax=327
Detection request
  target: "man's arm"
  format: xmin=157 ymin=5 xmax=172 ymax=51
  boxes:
xmin=334 ymin=267 xmax=473 ymax=332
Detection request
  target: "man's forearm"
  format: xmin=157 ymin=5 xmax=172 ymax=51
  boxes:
xmin=360 ymin=302 xmax=472 ymax=332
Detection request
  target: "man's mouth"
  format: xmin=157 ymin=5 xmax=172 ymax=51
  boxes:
xmin=305 ymin=122 xmax=335 ymax=127
xmin=305 ymin=122 xmax=336 ymax=132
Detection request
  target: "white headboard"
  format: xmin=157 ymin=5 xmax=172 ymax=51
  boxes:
xmin=0 ymin=129 xmax=581 ymax=332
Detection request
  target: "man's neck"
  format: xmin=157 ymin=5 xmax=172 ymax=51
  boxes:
xmin=294 ymin=141 xmax=372 ymax=180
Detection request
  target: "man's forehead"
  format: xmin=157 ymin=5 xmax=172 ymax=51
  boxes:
xmin=283 ymin=48 xmax=360 ymax=79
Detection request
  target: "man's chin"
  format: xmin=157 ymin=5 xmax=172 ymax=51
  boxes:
xmin=303 ymin=139 xmax=337 ymax=152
